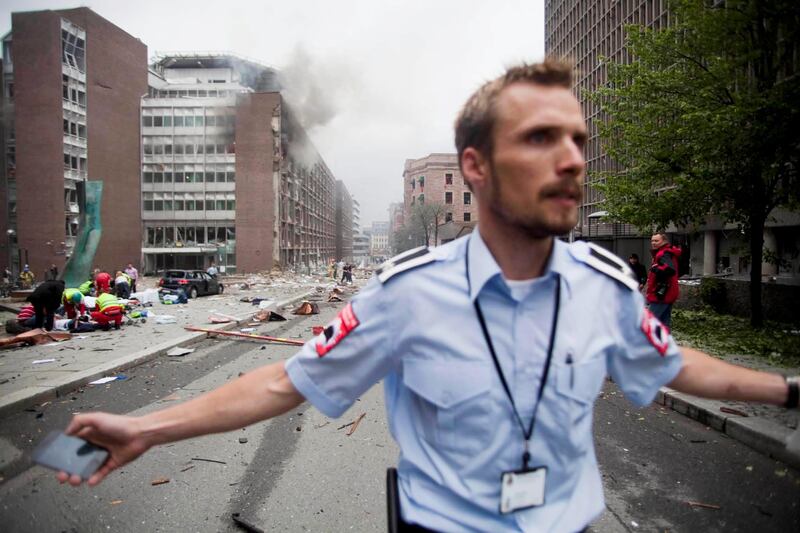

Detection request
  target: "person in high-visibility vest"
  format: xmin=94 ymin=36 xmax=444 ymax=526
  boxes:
xmin=78 ymin=278 xmax=94 ymax=296
xmin=61 ymin=288 xmax=86 ymax=319
xmin=90 ymin=292 xmax=125 ymax=330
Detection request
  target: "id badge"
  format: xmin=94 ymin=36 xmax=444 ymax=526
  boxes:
xmin=499 ymin=467 xmax=547 ymax=514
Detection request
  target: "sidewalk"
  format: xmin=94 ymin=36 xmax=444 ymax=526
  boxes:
xmin=0 ymin=275 xmax=328 ymax=418
xmin=656 ymin=350 xmax=800 ymax=469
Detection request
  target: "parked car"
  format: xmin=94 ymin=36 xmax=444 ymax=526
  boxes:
xmin=158 ymin=270 xmax=223 ymax=298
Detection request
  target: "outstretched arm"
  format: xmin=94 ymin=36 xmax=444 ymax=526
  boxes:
xmin=59 ymin=360 xmax=305 ymax=486
xmin=669 ymin=347 xmax=789 ymax=405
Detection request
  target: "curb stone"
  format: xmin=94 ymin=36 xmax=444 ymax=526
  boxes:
xmin=0 ymin=289 xmax=317 ymax=418
xmin=656 ymin=386 xmax=800 ymax=470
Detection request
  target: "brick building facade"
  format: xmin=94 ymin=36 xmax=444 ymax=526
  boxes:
xmin=402 ymin=153 xmax=475 ymax=226
xmin=1 ymin=8 xmax=146 ymax=278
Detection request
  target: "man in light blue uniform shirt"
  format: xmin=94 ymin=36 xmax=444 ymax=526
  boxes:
xmin=287 ymin=230 xmax=682 ymax=531
xmin=59 ymin=60 xmax=799 ymax=532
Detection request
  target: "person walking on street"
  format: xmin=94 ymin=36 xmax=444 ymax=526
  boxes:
xmin=628 ymin=253 xmax=647 ymax=291
xmin=124 ymin=263 xmax=139 ymax=293
xmin=26 ymin=279 xmax=65 ymax=331
xmin=19 ymin=265 xmax=34 ymax=289
xmin=646 ymin=233 xmax=682 ymax=328
xmin=55 ymin=60 xmax=800 ymax=532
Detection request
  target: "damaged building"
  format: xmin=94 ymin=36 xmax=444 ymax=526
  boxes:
xmin=2 ymin=7 xmax=353 ymax=277
xmin=334 ymin=180 xmax=353 ymax=263
xmin=0 ymin=8 xmax=146 ymax=278
xmin=141 ymin=52 xmax=347 ymax=274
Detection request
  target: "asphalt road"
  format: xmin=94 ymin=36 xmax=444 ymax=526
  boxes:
xmin=0 ymin=298 xmax=798 ymax=532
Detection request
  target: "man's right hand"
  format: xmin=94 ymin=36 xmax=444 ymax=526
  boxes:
xmin=56 ymin=412 xmax=150 ymax=487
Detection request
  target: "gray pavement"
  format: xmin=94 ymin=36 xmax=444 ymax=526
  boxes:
xmin=0 ymin=273 xmax=798 ymax=472
xmin=0 ymin=274 xmax=333 ymax=418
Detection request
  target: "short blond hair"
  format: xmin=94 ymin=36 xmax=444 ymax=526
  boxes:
xmin=454 ymin=58 xmax=574 ymax=169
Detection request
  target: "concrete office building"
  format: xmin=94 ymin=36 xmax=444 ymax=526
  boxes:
xmin=141 ymin=53 xmax=337 ymax=274
xmin=545 ymin=1 xmax=800 ymax=279
xmin=1 ymin=8 xmax=147 ymax=278
xmin=334 ymin=180 xmax=353 ymax=263
xmin=388 ymin=202 xmax=404 ymax=236
xmin=369 ymin=221 xmax=390 ymax=261
xmin=545 ymin=1 xmax=669 ymax=247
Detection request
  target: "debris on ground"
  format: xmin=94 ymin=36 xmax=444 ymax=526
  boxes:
xmin=720 ymin=406 xmax=749 ymax=417
xmin=231 ymin=512 xmax=265 ymax=533
xmin=191 ymin=457 xmax=227 ymax=465
xmin=184 ymin=326 xmax=305 ymax=346
xmin=166 ymin=346 xmax=195 ymax=357
xmin=150 ymin=477 xmax=170 ymax=486
xmin=251 ymin=310 xmax=286 ymax=322
xmin=686 ymin=501 xmax=721 ymax=510
xmin=88 ymin=375 xmax=127 ymax=385
xmin=0 ymin=329 xmax=72 ymax=349
xmin=337 ymin=412 xmax=366 ymax=436
xmin=292 ymin=301 xmax=319 ymax=315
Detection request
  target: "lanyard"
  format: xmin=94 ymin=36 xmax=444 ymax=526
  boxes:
xmin=466 ymin=241 xmax=561 ymax=470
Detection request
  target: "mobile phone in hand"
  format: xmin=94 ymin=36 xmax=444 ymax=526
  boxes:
xmin=32 ymin=430 xmax=109 ymax=479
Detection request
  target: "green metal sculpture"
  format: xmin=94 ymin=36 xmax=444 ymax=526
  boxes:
xmin=62 ymin=180 xmax=103 ymax=288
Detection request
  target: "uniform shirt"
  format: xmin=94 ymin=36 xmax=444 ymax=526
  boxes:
xmin=286 ymin=230 xmax=683 ymax=532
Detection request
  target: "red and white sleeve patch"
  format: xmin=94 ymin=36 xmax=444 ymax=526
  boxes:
xmin=316 ymin=302 xmax=360 ymax=357
xmin=641 ymin=308 xmax=670 ymax=356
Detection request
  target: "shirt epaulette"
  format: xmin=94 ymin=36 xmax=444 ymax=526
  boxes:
xmin=577 ymin=242 xmax=639 ymax=291
xmin=376 ymin=246 xmax=435 ymax=283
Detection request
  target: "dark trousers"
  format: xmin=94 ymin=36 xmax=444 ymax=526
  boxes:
xmin=33 ymin=303 xmax=56 ymax=331
xmin=115 ymin=281 xmax=130 ymax=299
xmin=648 ymin=302 xmax=673 ymax=328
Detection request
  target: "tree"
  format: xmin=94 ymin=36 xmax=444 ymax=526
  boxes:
xmin=390 ymin=224 xmax=419 ymax=255
xmin=590 ymin=0 xmax=800 ymax=327
xmin=410 ymin=202 xmax=446 ymax=247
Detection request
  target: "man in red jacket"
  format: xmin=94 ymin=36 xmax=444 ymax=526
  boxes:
xmin=646 ymin=233 xmax=682 ymax=327
xmin=94 ymin=269 xmax=112 ymax=295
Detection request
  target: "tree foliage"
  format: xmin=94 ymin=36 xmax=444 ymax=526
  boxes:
xmin=590 ymin=0 xmax=800 ymax=326
xmin=390 ymin=202 xmax=447 ymax=254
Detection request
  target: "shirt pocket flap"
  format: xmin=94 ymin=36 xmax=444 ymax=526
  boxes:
xmin=555 ymin=356 xmax=606 ymax=404
xmin=403 ymin=360 xmax=491 ymax=409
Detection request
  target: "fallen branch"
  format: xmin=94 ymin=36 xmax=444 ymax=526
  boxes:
xmin=687 ymin=501 xmax=721 ymax=510
xmin=346 ymin=413 xmax=366 ymax=436
xmin=720 ymin=406 xmax=749 ymax=417
xmin=184 ymin=326 xmax=304 ymax=346
xmin=190 ymin=457 xmax=227 ymax=465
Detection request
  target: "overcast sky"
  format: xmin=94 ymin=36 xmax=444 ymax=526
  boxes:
xmin=1 ymin=1 xmax=545 ymax=226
